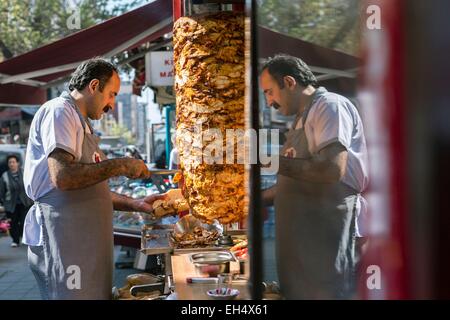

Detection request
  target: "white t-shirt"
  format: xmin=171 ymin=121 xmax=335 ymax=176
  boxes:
xmin=23 ymin=92 xmax=90 ymax=246
xmin=297 ymin=88 xmax=369 ymax=236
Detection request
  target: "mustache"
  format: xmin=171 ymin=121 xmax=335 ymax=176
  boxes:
xmin=103 ymin=105 xmax=112 ymax=113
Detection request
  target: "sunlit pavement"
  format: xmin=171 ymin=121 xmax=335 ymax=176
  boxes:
xmin=0 ymin=234 xmax=40 ymax=300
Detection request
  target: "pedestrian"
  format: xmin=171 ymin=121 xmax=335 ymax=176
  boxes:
xmin=0 ymin=154 xmax=33 ymax=247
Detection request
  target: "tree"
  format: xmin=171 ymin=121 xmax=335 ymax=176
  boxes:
xmin=0 ymin=0 xmax=362 ymax=60
xmin=258 ymin=0 xmax=361 ymax=56
xmin=0 ymin=0 xmax=145 ymax=60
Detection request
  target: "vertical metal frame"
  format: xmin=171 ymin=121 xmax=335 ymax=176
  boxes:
xmin=246 ymin=0 xmax=262 ymax=300
xmin=172 ymin=0 xmax=262 ymax=299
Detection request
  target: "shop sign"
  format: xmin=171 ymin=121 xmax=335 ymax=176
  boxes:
xmin=145 ymin=51 xmax=174 ymax=86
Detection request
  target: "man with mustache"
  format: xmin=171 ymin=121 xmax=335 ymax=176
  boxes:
xmin=260 ymin=54 xmax=369 ymax=299
xmin=23 ymin=58 xmax=165 ymax=299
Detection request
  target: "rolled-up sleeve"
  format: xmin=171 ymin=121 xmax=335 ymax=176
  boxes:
xmin=40 ymin=105 xmax=80 ymax=160
xmin=309 ymin=97 xmax=353 ymax=153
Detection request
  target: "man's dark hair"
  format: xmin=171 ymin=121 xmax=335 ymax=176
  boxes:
xmin=68 ymin=58 xmax=118 ymax=92
xmin=6 ymin=154 xmax=19 ymax=163
xmin=262 ymin=54 xmax=317 ymax=88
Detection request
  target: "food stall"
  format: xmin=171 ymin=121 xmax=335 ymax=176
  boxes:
xmin=113 ymin=0 xmax=255 ymax=300
xmin=153 ymin=0 xmax=252 ymax=300
xmin=115 ymin=0 xmax=361 ymax=300
xmin=4 ymin=0 xmax=446 ymax=300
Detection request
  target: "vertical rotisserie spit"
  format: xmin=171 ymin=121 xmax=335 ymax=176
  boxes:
xmin=173 ymin=12 xmax=247 ymax=224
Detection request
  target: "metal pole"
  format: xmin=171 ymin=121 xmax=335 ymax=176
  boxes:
xmin=173 ymin=0 xmax=183 ymax=20
xmin=164 ymin=105 xmax=173 ymax=168
xmin=247 ymin=0 xmax=263 ymax=300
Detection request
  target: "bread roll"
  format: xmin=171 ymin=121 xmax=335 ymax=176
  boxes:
xmin=153 ymin=189 xmax=189 ymax=218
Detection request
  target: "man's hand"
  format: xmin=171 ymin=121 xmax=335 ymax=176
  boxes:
xmin=112 ymin=192 xmax=168 ymax=214
xmin=122 ymin=159 xmax=151 ymax=179
xmin=278 ymin=142 xmax=348 ymax=183
xmin=133 ymin=193 xmax=168 ymax=214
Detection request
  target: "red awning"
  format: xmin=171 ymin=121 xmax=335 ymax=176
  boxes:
xmin=259 ymin=26 xmax=360 ymax=70
xmin=0 ymin=4 xmax=360 ymax=105
xmin=259 ymin=27 xmax=360 ymax=96
xmin=0 ymin=0 xmax=172 ymax=105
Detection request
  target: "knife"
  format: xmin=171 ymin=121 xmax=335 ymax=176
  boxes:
xmin=148 ymin=169 xmax=181 ymax=175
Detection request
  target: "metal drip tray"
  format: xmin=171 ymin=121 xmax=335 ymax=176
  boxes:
xmin=190 ymin=251 xmax=236 ymax=266
xmin=141 ymin=224 xmax=173 ymax=255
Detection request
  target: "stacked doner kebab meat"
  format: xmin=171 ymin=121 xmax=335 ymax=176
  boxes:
xmin=173 ymin=12 xmax=247 ymax=224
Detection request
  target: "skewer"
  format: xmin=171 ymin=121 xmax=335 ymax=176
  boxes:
xmin=148 ymin=169 xmax=181 ymax=175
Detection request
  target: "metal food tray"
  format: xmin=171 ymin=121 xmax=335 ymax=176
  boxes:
xmin=169 ymin=237 xmax=231 ymax=254
xmin=189 ymin=251 xmax=237 ymax=266
xmin=168 ymin=214 xmax=228 ymax=253
xmin=141 ymin=216 xmax=240 ymax=255
xmin=141 ymin=224 xmax=174 ymax=255
xmin=141 ymin=224 xmax=233 ymax=255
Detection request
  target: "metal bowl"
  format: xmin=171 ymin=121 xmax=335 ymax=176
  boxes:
xmin=190 ymin=251 xmax=236 ymax=277
xmin=190 ymin=251 xmax=235 ymax=265
xmin=170 ymin=214 xmax=223 ymax=249
xmin=207 ymin=288 xmax=240 ymax=300
xmin=173 ymin=214 xmax=223 ymax=236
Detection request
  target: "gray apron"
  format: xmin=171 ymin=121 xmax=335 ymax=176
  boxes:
xmin=28 ymin=96 xmax=113 ymax=300
xmin=274 ymin=88 xmax=358 ymax=299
